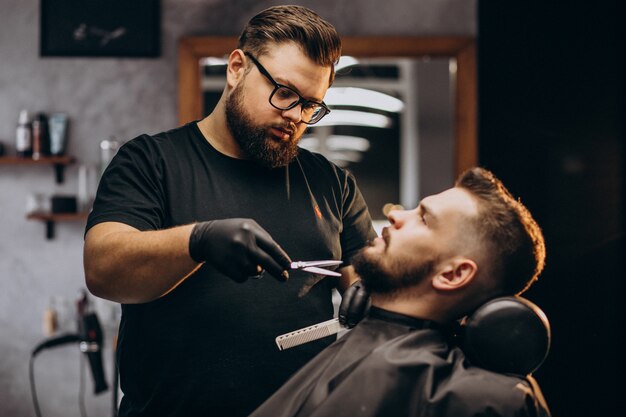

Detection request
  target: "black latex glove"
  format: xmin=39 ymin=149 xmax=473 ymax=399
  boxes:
xmin=189 ymin=219 xmax=292 ymax=283
xmin=338 ymin=279 xmax=371 ymax=328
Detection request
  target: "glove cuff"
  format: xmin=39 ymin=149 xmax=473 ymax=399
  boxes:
xmin=188 ymin=221 xmax=213 ymax=263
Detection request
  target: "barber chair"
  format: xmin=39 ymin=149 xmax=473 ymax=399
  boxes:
xmin=459 ymin=296 xmax=551 ymax=376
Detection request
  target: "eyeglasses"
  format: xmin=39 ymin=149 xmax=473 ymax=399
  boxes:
xmin=244 ymin=52 xmax=330 ymax=125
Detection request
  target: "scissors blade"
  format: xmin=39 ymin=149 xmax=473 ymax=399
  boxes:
xmin=301 ymin=266 xmax=341 ymax=277
xmin=291 ymin=260 xmax=343 ymax=269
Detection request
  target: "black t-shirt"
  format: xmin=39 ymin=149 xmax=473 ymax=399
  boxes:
xmin=86 ymin=122 xmax=376 ymax=417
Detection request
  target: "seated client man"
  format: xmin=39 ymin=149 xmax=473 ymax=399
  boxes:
xmin=251 ymin=167 xmax=551 ymax=417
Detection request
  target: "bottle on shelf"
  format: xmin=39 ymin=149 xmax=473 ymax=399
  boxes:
xmin=15 ymin=109 xmax=32 ymax=157
xmin=78 ymin=164 xmax=96 ymax=212
xmin=100 ymin=137 xmax=120 ymax=176
xmin=42 ymin=297 xmax=59 ymax=337
xmin=32 ymin=112 xmax=49 ymax=160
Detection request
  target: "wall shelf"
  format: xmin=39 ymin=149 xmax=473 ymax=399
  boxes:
xmin=26 ymin=211 xmax=89 ymax=239
xmin=0 ymin=155 xmax=76 ymax=183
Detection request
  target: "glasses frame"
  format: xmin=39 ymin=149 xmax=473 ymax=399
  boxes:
xmin=243 ymin=52 xmax=330 ymax=125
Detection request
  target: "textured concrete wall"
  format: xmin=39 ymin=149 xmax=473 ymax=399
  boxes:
xmin=0 ymin=1 xmax=475 ymax=415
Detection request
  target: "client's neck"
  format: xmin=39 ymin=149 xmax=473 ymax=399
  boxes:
xmin=370 ymin=294 xmax=445 ymax=323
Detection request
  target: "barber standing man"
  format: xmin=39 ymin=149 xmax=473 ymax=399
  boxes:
xmin=83 ymin=5 xmax=376 ymax=417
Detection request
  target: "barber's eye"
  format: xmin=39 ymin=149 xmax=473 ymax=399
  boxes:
xmin=277 ymin=88 xmax=294 ymax=99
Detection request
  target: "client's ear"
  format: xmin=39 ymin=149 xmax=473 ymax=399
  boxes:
xmin=433 ymin=258 xmax=477 ymax=291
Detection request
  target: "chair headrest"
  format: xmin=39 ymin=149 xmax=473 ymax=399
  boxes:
xmin=460 ymin=296 xmax=551 ymax=376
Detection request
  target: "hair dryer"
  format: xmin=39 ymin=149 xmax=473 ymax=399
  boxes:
xmin=78 ymin=311 xmax=108 ymax=394
xmin=31 ymin=310 xmax=108 ymax=395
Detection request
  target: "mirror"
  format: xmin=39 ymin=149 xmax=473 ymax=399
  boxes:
xmin=178 ymin=36 xmax=476 ymax=220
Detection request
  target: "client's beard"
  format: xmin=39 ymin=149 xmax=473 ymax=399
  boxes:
xmin=352 ymin=248 xmax=437 ymax=295
xmin=225 ymin=84 xmax=300 ymax=169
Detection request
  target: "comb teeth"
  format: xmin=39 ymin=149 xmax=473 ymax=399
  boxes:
xmin=275 ymin=318 xmax=342 ymax=351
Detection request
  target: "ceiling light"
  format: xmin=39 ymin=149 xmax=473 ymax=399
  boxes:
xmin=335 ymin=56 xmax=359 ymax=72
xmin=300 ymin=135 xmax=371 ymax=152
xmin=325 ymin=87 xmax=404 ymax=112
xmin=200 ymin=57 xmax=228 ymax=67
xmin=314 ymin=110 xmax=392 ymax=128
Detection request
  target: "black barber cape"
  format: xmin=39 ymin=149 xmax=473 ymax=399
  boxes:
xmin=251 ymin=307 xmax=551 ymax=417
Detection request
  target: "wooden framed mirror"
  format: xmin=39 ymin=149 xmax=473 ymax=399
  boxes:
xmin=178 ymin=36 xmax=476 ymax=217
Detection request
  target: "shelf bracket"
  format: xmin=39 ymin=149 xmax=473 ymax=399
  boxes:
xmin=53 ymin=164 xmax=65 ymax=183
xmin=45 ymin=220 xmax=55 ymax=239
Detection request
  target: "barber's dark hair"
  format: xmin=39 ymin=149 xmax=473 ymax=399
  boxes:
xmin=456 ymin=167 xmax=546 ymax=295
xmin=237 ymin=5 xmax=341 ymax=84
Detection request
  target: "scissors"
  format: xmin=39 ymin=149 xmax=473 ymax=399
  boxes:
xmin=290 ymin=260 xmax=343 ymax=277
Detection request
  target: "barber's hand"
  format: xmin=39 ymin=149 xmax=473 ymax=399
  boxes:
xmin=338 ymin=280 xmax=371 ymax=328
xmin=188 ymin=219 xmax=292 ymax=283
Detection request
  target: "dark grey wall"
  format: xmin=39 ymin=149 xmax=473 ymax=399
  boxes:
xmin=479 ymin=1 xmax=625 ymax=416
xmin=0 ymin=1 xmax=475 ymax=416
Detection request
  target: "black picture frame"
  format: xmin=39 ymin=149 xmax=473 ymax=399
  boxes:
xmin=40 ymin=0 xmax=161 ymax=58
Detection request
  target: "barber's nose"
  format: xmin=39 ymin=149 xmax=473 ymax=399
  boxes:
xmin=282 ymin=105 xmax=303 ymax=123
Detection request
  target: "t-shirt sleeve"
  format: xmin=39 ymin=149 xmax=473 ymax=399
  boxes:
xmin=86 ymin=135 xmax=166 ymax=234
xmin=339 ymin=170 xmax=377 ymax=264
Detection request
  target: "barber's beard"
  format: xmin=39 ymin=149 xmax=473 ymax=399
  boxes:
xmin=352 ymin=247 xmax=437 ymax=295
xmin=225 ymin=84 xmax=300 ymax=169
